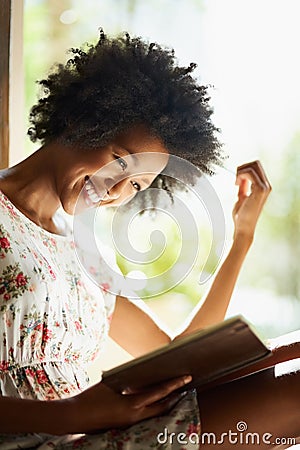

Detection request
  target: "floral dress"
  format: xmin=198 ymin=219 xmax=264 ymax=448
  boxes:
xmin=0 ymin=191 xmax=201 ymax=449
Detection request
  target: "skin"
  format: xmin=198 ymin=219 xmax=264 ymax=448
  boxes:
xmin=0 ymin=126 xmax=299 ymax=447
xmin=0 ymin=125 xmax=169 ymax=233
xmin=0 ymin=124 xmax=190 ymax=434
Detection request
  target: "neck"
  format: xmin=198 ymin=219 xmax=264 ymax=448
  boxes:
xmin=0 ymin=144 xmax=62 ymax=232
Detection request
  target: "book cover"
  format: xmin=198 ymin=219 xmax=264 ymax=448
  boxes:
xmin=102 ymin=316 xmax=271 ymax=393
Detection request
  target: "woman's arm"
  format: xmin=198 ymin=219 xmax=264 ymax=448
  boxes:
xmin=0 ymin=396 xmax=71 ymax=434
xmin=0 ymin=376 xmax=191 ymax=434
xmin=109 ymin=237 xmax=250 ymax=355
xmin=175 ymin=237 xmax=251 ymax=338
xmin=175 ymin=161 xmax=271 ymax=338
xmin=109 ymin=161 xmax=271 ymax=353
xmin=109 ymin=295 xmax=171 ymax=356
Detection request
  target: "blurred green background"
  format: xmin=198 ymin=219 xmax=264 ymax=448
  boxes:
xmin=23 ymin=0 xmax=300 ymax=340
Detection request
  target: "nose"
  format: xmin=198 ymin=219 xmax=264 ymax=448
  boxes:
xmin=105 ymin=177 xmax=137 ymax=203
xmin=105 ymin=189 xmax=120 ymax=201
xmin=104 ymin=178 xmax=124 ymax=201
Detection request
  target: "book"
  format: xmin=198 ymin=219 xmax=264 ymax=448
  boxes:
xmin=102 ymin=315 xmax=271 ymax=393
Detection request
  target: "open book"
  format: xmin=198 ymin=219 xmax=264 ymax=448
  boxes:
xmin=102 ymin=316 xmax=271 ymax=393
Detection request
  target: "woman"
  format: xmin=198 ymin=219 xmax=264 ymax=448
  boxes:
xmin=0 ymin=30 xmax=299 ymax=449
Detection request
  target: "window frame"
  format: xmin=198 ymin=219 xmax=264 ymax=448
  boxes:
xmin=0 ymin=0 xmax=24 ymax=169
xmin=0 ymin=0 xmax=11 ymax=169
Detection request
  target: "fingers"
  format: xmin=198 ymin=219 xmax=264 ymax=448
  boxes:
xmin=75 ymin=379 xmax=192 ymax=431
xmin=142 ymin=391 xmax=189 ymax=420
xmin=236 ymin=160 xmax=272 ymax=193
xmin=236 ymin=177 xmax=251 ymax=198
xmin=232 ymin=161 xmax=272 ymax=242
xmin=130 ymin=375 xmax=192 ymax=409
xmin=235 ymin=162 xmax=272 ymax=211
xmin=237 ymin=160 xmax=269 ymax=184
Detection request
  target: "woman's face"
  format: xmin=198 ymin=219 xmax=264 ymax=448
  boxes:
xmin=58 ymin=125 xmax=169 ymax=214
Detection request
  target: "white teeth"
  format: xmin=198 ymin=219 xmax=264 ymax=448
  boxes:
xmin=90 ymin=192 xmax=101 ymax=203
xmin=85 ymin=179 xmax=102 ymax=203
xmin=85 ymin=180 xmax=93 ymax=191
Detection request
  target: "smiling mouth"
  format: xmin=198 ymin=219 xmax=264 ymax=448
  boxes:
xmin=84 ymin=177 xmax=109 ymax=204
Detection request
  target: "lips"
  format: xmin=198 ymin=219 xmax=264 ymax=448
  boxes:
xmin=85 ymin=178 xmax=103 ymax=203
xmin=83 ymin=177 xmax=111 ymax=207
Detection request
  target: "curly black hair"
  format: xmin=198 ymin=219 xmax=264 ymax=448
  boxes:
xmin=28 ymin=29 xmax=224 ymax=204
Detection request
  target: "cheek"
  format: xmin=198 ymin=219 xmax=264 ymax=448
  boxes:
xmin=109 ymin=181 xmax=137 ymax=206
xmin=61 ymin=189 xmax=84 ymax=215
xmin=59 ymin=176 xmax=89 ymax=215
xmin=120 ymin=192 xmax=136 ymax=204
xmin=108 ymin=196 xmax=135 ymax=208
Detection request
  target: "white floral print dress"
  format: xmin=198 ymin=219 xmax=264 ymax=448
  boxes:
xmin=0 ymin=191 xmax=201 ymax=449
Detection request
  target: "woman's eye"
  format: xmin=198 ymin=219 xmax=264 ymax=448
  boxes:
xmin=115 ymin=156 xmax=127 ymax=171
xmin=131 ymin=181 xmax=141 ymax=191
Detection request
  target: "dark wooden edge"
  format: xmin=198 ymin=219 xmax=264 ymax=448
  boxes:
xmin=0 ymin=0 xmax=11 ymax=169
